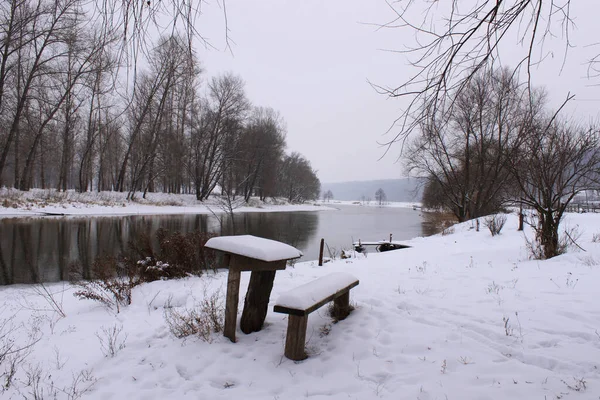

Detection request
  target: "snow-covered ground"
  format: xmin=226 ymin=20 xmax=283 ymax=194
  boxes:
xmin=318 ymin=199 xmax=420 ymax=209
xmin=2 ymin=213 xmax=600 ymax=399
xmin=0 ymin=188 xmax=332 ymax=217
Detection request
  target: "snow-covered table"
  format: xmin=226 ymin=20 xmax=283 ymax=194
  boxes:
xmin=204 ymin=235 xmax=303 ymax=342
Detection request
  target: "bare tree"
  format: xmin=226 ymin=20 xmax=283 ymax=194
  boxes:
xmin=121 ymin=36 xmax=198 ymax=199
xmin=0 ymin=0 xmax=81 ymax=187
xmin=191 ymin=73 xmax=249 ymax=201
xmin=279 ymin=152 xmax=320 ymax=203
xmin=509 ymin=114 xmax=600 ymax=258
xmin=78 ymin=32 xmax=118 ymax=192
xmin=375 ymin=188 xmax=387 ymax=205
xmin=405 ymin=68 xmax=527 ymax=221
xmin=322 ymin=189 xmax=333 ymax=202
xmin=236 ymin=107 xmax=286 ymax=202
xmin=15 ymin=0 xmax=106 ymax=191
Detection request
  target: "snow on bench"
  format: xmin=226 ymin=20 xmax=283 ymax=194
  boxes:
xmin=205 ymin=235 xmax=303 ymax=262
xmin=274 ymin=272 xmax=359 ymax=315
xmin=274 ymin=272 xmax=359 ymax=360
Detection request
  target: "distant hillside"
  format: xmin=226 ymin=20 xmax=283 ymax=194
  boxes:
xmin=320 ymin=178 xmax=422 ymax=202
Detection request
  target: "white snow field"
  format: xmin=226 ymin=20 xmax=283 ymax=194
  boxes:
xmin=1 ymin=213 xmax=600 ymax=399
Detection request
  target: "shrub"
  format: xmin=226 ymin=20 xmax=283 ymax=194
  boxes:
xmin=72 ymin=257 xmax=140 ymax=313
xmin=128 ymin=229 xmax=217 ymax=282
xmin=163 ymin=291 xmax=224 ymax=341
xmin=96 ymin=324 xmax=127 ymax=357
xmin=441 ymin=226 xmax=455 ymax=236
xmin=422 ymin=211 xmax=457 ymax=235
xmin=72 ymin=230 xmax=217 ymax=311
xmin=484 ymin=214 xmax=507 ymax=236
xmin=525 ymin=226 xmax=581 ymax=260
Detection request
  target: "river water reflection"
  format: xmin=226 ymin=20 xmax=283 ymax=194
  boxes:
xmin=0 ymin=204 xmax=435 ymax=285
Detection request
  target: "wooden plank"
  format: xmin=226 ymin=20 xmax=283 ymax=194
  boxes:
xmin=284 ymin=315 xmax=308 ymax=361
xmin=223 ymin=266 xmax=241 ymax=342
xmin=229 ymin=255 xmax=287 ymax=272
xmin=240 ymin=270 xmax=277 ymax=334
xmin=273 ymin=280 xmax=359 ymax=316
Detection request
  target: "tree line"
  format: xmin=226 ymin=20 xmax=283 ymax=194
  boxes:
xmin=0 ymin=0 xmax=319 ymax=203
xmin=407 ymin=67 xmax=600 ymax=259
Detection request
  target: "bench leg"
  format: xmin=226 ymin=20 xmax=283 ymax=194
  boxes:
xmin=224 ymin=267 xmax=241 ymax=342
xmin=332 ymin=291 xmax=352 ymax=321
xmin=240 ymin=270 xmax=277 ymax=334
xmin=284 ymin=315 xmax=308 ymax=361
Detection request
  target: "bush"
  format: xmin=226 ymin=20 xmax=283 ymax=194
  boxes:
xmin=72 ymin=257 xmax=140 ymax=313
xmin=96 ymin=324 xmax=127 ymax=357
xmin=484 ymin=214 xmax=507 ymax=236
xmin=72 ymin=230 xmax=218 ymax=311
xmin=525 ymin=226 xmax=581 ymax=260
xmin=422 ymin=211 xmax=457 ymax=235
xmin=163 ymin=291 xmax=224 ymax=341
xmin=128 ymin=229 xmax=217 ymax=282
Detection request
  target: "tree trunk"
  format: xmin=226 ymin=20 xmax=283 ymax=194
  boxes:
xmin=539 ymin=211 xmax=559 ymax=259
xmin=518 ymin=209 xmax=524 ymax=231
xmin=13 ymin=125 xmax=19 ymax=188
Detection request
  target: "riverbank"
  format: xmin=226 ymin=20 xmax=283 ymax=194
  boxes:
xmin=1 ymin=212 xmax=599 ymax=399
xmin=318 ymin=199 xmax=419 ymax=208
xmin=0 ymin=188 xmax=333 ymax=217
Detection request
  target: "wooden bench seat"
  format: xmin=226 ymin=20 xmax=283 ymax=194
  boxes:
xmin=274 ymin=272 xmax=359 ymax=361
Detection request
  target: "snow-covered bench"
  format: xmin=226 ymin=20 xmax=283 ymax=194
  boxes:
xmin=273 ymin=272 xmax=359 ymax=361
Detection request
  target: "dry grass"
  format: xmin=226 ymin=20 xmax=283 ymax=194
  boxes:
xmin=422 ymin=211 xmax=457 ymax=236
xmin=327 ymin=300 xmax=355 ymax=323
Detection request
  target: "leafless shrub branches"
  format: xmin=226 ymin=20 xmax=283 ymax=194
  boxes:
xmin=72 ymin=257 xmax=139 ymax=313
xmin=0 ymin=313 xmax=42 ymax=391
xmin=96 ymin=324 xmax=127 ymax=357
xmin=30 ymin=283 xmax=67 ymax=318
xmin=163 ymin=290 xmax=224 ymax=341
xmin=484 ymin=214 xmax=508 ymax=236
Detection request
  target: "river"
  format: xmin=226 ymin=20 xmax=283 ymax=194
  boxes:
xmin=0 ymin=204 xmax=435 ymax=285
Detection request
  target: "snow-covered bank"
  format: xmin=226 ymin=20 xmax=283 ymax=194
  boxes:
xmin=0 ymin=188 xmax=332 ymax=217
xmin=319 ymin=199 xmax=420 ymax=209
xmin=2 ymin=213 xmax=600 ymax=399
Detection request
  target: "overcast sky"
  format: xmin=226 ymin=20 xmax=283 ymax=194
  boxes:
xmin=194 ymin=0 xmax=600 ymax=183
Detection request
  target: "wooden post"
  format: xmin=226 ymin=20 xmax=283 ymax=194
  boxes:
xmin=318 ymin=238 xmax=324 ymax=266
xmin=332 ymin=291 xmax=351 ymax=321
xmin=389 ymin=233 xmax=392 ymax=243
xmin=223 ymin=258 xmax=240 ymax=342
xmin=240 ymin=270 xmax=277 ymax=334
xmin=284 ymin=315 xmax=308 ymax=361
